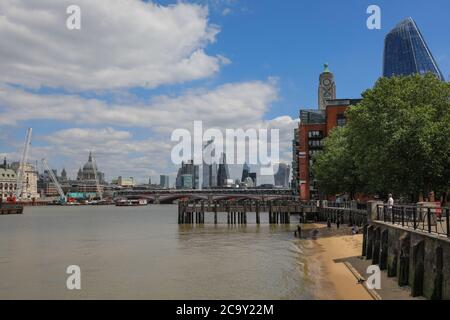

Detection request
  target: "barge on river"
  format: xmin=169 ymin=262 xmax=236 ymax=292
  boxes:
xmin=115 ymin=199 xmax=148 ymax=206
xmin=0 ymin=204 xmax=24 ymax=215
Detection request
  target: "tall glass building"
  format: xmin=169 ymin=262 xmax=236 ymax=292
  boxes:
xmin=383 ymin=18 xmax=445 ymax=81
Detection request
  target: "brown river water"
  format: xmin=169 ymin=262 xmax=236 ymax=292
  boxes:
xmin=0 ymin=205 xmax=325 ymax=299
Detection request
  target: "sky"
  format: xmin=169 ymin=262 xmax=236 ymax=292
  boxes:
xmin=0 ymin=0 xmax=449 ymax=185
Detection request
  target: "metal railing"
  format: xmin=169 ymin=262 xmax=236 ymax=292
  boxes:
xmin=324 ymin=200 xmax=368 ymax=210
xmin=318 ymin=206 xmax=368 ymax=227
xmin=376 ymin=204 xmax=450 ymax=238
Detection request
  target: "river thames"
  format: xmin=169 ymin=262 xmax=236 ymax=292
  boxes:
xmin=0 ymin=205 xmax=327 ymax=299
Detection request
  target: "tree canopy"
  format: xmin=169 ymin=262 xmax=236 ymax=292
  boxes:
xmin=312 ymin=74 xmax=450 ymax=200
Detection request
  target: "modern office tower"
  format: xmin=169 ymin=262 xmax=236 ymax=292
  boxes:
xmin=216 ymin=153 xmax=230 ymax=188
xmin=159 ymin=175 xmax=169 ymax=189
xmin=181 ymin=174 xmax=193 ymax=189
xmin=274 ymin=163 xmax=291 ymax=188
xmin=202 ymin=139 xmax=218 ymax=189
xmin=175 ymin=160 xmax=199 ymax=189
xmin=383 ymin=17 xmax=444 ymax=81
xmin=241 ymin=162 xmax=250 ymax=182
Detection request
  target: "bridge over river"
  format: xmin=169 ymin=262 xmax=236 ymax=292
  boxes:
xmin=113 ymin=188 xmax=294 ymax=204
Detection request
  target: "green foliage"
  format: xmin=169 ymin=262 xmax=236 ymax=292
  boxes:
xmin=312 ymin=126 xmax=361 ymax=198
xmin=312 ymin=74 xmax=450 ymax=199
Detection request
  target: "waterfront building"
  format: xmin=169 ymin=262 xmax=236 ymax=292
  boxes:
xmin=112 ymin=176 xmax=135 ymax=187
xmin=294 ymin=65 xmax=361 ymax=200
xmin=383 ymin=18 xmax=444 ymax=81
xmin=76 ymin=152 xmax=105 ymax=184
xmin=291 ymin=128 xmax=299 ymax=195
xmin=160 ymin=175 xmax=169 ymax=189
xmin=11 ymin=162 xmax=40 ymax=200
xmin=38 ymin=169 xmax=65 ymax=197
xmin=73 ymin=152 xmax=105 ymax=195
xmin=0 ymin=158 xmax=17 ymax=200
xmin=274 ymin=163 xmax=290 ymax=188
xmin=216 ymin=153 xmax=230 ymax=188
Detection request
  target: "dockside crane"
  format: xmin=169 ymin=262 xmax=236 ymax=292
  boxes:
xmin=42 ymin=158 xmax=66 ymax=204
xmin=15 ymin=128 xmax=33 ymax=200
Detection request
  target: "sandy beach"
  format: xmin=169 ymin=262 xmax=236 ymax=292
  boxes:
xmin=298 ymin=224 xmax=373 ymax=300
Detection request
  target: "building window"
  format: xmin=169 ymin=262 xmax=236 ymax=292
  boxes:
xmin=308 ymin=140 xmax=323 ymax=148
xmin=337 ymin=114 xmax=346 ymax=127
xmin=308 ymin=131 xmax=323 ymax=139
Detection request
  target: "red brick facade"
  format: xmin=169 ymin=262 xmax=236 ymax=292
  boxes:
xmin=296 ymin=99 xmax=361 ymax=200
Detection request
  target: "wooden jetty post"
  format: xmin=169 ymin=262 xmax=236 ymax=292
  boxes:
xmin=214 ymin=203 xmax=218 ymax=225
xmin=256 ymin=201 xmax=260 ymax=224
xmin=178 ymin=199 xmax=301 ymax=226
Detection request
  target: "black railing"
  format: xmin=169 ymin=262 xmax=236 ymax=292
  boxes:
xmin=318 ymin=206 xmax=368 ymax=226
xmin=376 ymin=204 xmax=450 ymax=238
xmin=324 ymin=201 xmax=367 ymax=211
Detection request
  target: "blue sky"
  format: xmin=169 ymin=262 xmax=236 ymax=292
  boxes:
xmin=0 ymin=0 xmax=448 ymax=184
xmin=190 ymin=0 xmax=449 ymax=116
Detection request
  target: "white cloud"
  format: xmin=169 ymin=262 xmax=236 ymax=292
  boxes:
xmin=0 ymin=80 xmax=298 ymax=182
xmin=35 ymin=127 xmax=172 ymax=183
xmin=0 ymin=81 xmax=278 ymax=131
xmin=0 ymin=0 xmax=225 ymax=90
xmin=0 ymin=0 xmax=299 ymax=183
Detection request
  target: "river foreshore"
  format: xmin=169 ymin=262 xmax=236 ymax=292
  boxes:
xmin=296 ymin=223 xmax=373 ymax=300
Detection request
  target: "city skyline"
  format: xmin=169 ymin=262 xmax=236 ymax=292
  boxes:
xmin=0 ymin=0 xmax=448 ymax=184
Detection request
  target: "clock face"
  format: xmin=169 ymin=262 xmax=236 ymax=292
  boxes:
xmin=322 ymin=78 xmax=331 ymax=86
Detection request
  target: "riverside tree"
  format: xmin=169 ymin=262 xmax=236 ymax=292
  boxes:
xmin=313 ymin=73 xmax=450 ymax=201
xmin=312 ymin=126 xmax=362 ymax=199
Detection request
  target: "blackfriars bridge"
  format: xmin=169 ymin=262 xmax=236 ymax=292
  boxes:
xmin=113 ymin=188 xmax=294 ymax=204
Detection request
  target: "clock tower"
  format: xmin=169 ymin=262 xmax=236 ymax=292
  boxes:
xmin=318 ymin=63 xmax=336 ymax=111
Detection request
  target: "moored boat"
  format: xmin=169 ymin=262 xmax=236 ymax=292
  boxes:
xmin=115 ymin=199 xmax=148 ymax=206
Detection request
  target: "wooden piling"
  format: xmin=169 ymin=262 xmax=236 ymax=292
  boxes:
xmin=214 ymin=203 xmax=218 ymax=225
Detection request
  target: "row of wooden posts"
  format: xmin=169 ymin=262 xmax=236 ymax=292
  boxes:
xmin=178 ymin=200 xmax=299 ymax=225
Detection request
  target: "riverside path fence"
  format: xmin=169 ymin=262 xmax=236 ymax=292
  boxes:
xmin=376 ymin=204 xmax=450 ymax=238
xmin=317 ymin=204 xmax=369 ymax=227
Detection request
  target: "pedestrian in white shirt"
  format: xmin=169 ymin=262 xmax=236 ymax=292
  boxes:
xmin=387 ymin=193 xmax=394 ymax=217
xmin=387 ymin=194 xmax=394 ymax=209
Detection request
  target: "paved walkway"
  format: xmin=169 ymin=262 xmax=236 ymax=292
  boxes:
xmin=340 ymin=255 xmax=425 ymax=300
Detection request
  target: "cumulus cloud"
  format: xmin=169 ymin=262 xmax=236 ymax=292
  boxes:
xmin=0 ymin=0 xmax=224 ymax=90
xmin=0 ymin=79 xmax=297 ymax=182
xmin=0 ymin=0 xmax=299 ymax=183
xmin=0 ymin=81 xmax=278 ymax=131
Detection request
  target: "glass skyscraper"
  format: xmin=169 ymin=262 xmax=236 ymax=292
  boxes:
xmin=383 ymin=18 xmax=444 ymax=81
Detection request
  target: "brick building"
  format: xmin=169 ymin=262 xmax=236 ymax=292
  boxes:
xmin=293 ymin=65 xmax=361 ymax=200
